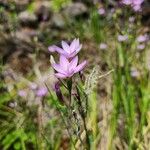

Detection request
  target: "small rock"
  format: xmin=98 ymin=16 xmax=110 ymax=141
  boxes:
xmin=18 ymin=11 xmax=38 ymax=27
xmin=63 ymin=2 xmax=87 ymax=17
xmin=51 ymin=13 xmax=65 ymax=28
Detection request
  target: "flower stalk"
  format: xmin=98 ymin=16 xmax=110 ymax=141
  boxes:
xmin=49 ymin=38 xmax=89 ymax=149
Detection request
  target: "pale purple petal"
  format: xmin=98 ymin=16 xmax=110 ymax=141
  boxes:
xmin=59 ymin=55 xmax=69 ymax=70
xmin=18 ymin=90 xmax=27 ymax=97
xmin=133 ymin=5 xmax=141 ymax=11
xmin=52 ymin=64 xmax=66 ymax=74
xmin=48 ymin=45 xmax=65 ymax=54
xmin=55 ymin=73 xmax=67 ymax=78
xmin=74 ymin=61 xmax=87 ymax=73
xmin=48 ymin=45 xmax=56 ymax=52
xmin=36 ymin=87 xmax=48 ymax=97
xmin=69 ymin=44 xmax=82 ymax=58
xmin=122 ymin=0 xmax=132 ymax=5
xmin=98 ymin=8 xmax=106 ymax=15
xmin=76 ymin=44 xmax=82 ymax=53
xmin=137 ymin=35 xmax=148 ymax=42
xmin=29 ymin=83 xmax=37 ymax=90
xmin=137 ymin=44 xmax=145 ymax=50
xmin=130 ymin=68 xmax=140 ymax=77
xmin=76 ymin=38 xmax=80 ymax=47
xmin=118 ymin=35 xmax=128 ymax=42
xmin=69 ymin=56 xmax=78 ymax=70
xmin=54 ymin=46 xmax=67 ymax=55
xmin=70 ymin=38 xmax=77 ymax=53
xmin=133 ymin=0 xmax=144 ymax=5
xmin=69 ymin=51 xmax=77 ymax=59
xmin=62 ymin=41 xmax=70 ymax=53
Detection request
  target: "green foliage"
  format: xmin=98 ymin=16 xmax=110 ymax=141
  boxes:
xmin=90 ymin=9 xmax=106 ymax=43
xmin=51 ymin=0 xmax=71 ymax=12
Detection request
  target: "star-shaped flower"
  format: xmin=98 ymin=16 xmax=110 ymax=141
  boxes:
xmin=52 ymin=55 xmax=87 ymax=79
xmin=48 ymin=38 xmax=82 ymax=58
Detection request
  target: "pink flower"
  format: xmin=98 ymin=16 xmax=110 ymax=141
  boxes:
xmin=52 ymin=55 xmax=87 ymax=79
xmin=132 ymin=4 xmax=141 ymax=11
xmin=48 ymin=38 xmax=82 ymax=58
xmin=122 ymin=0 xmax=132 ymax=5
xmin=130 ymin=67 xmax=140 ymax=77
xmin=137 ymin=44 xmax=145 ymax=50
xmin=48 ymin=45 xmax=57 ymax=52
xmin=29 ymin=82 xmax=37 ymax=90
xmin=98 ymin=8 xmax=106 ymax=15
xmin=36 ymin=87 xmax=48 ymax=97
xmin=132 ymin=0 xmax=144 ymax=5
xmin=122 ymin=0 xmax=144 ymax=11
xmin=99 ymin=43 xmax=107 ymax=50
xmin=132 ymin=0 xmax=144 ymax=11
xmin=137 ymin=34 xmax=148 ymax=42
xmin=118 ymin=35 xmax=128 ymax=42
xmin=18 ymin=90 xmax=27 ymax=97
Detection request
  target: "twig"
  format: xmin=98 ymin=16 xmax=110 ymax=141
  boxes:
xmin=98 ymin=69 xmax=114 ymax=79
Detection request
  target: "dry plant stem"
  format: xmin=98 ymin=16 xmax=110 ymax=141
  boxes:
xmin=98 ymin=69 xmax=114 ymax=79
xmin=76 ymin=87 xmax=90 ymax=149
xmin=82 ymin=116 xmax=90 ymax=150
xmin=72 ymin=111 xmax=85 ymax=148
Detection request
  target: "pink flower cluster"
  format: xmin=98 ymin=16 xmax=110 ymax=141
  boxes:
xmin=49 ymin=39 xmax=87 ymax=79
xmin=122 ymin=0 xmax=144 ymax=11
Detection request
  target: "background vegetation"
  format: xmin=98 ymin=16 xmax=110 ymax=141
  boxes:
xmin=0 ymin=0 xmax=150 ymax=149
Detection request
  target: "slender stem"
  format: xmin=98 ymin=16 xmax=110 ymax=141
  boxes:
xmin=46 ymin=84 xmax=77 ymax=150
xmin=67 ymin=78 xmax=72 ymax=106
xmin=75 ymin=86 xmax=90 ymax=149
xmin=82 ymin=115 xmax=90 ymax=150
xmin=60 ymin=112 xmax=77 ymax=150
xmin=58 ymin=79 xmax=68 ymax=90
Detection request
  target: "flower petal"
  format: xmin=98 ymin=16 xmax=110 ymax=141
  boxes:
xmin=50 ymin=45 xmax=66 ymax=55
xmin=55 ymin=73 xmax=67 ymax=79
xmin=76 ymin=38 xmax=80 ymax=46
xmin=76 ymin=44 xmax=82 ymax=53
xmin=52 ymin=64 xmax=66 ymax=74
xmin=70 ymin=38 xmax=77 ymax=53
xmin=69 ymin=44 xmax=82 ymax=58
xmin=62 ymin=41 xmax=70 ymax=53
xmin=59 ymin=55 xmax=69 ymax=71
xmin=133 ymin=0 xmax=144 ymax=5
xmin=48 ymin=45 xmax=56 ymax=52
xmin=74 ymin=61 xmax=87 ymax=73
xmin=69 ymin=56 xmax=78 ymax=70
